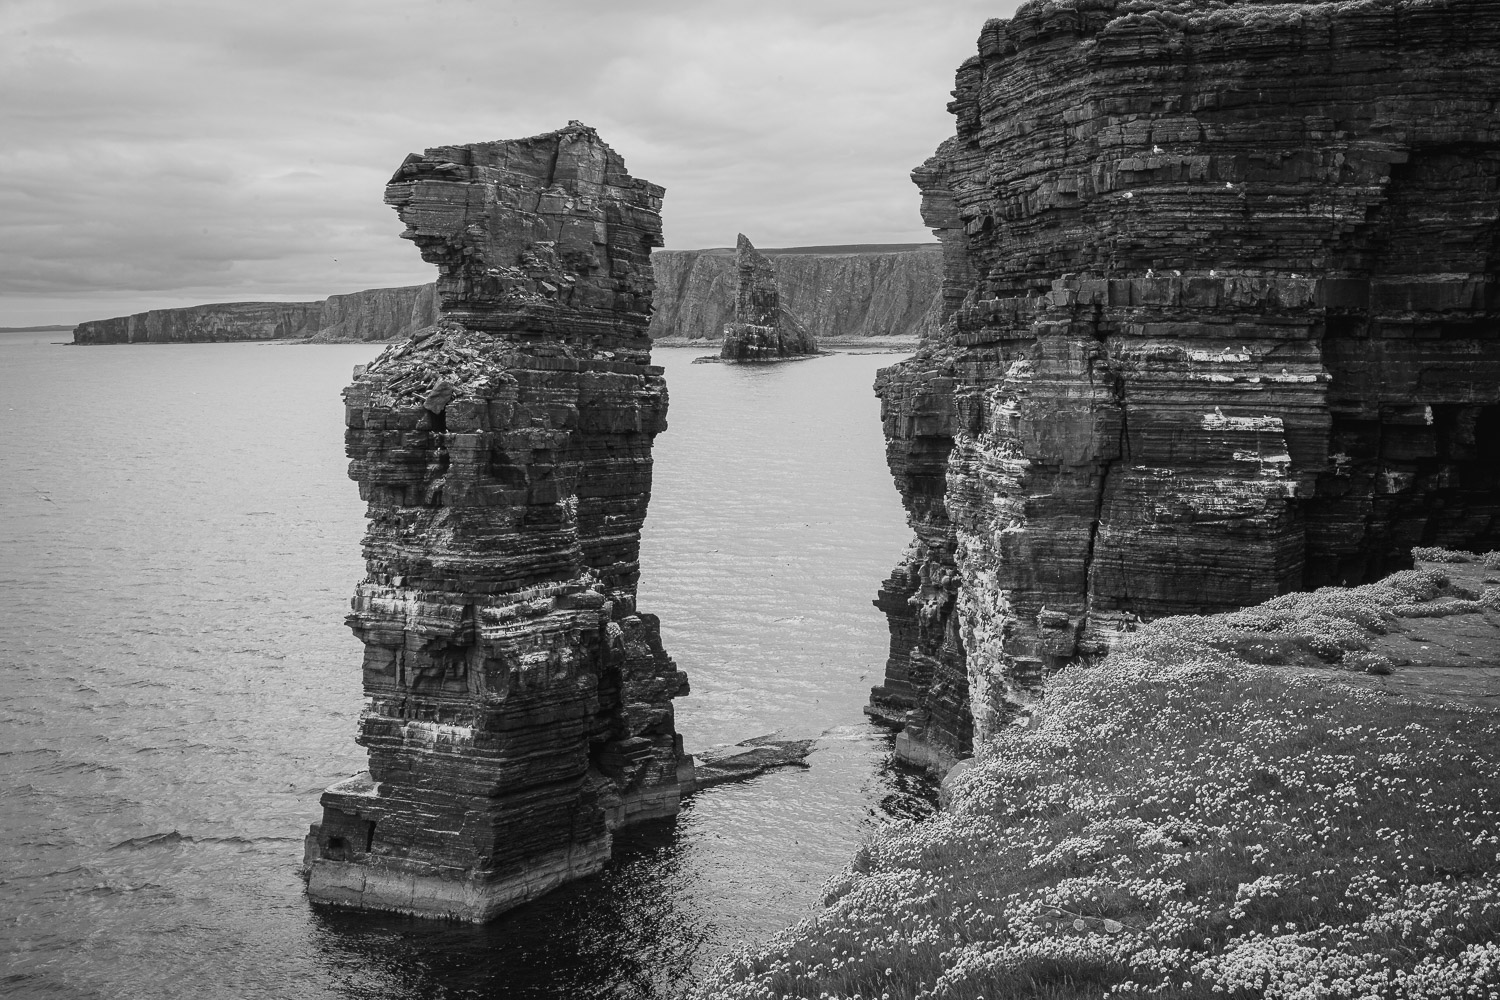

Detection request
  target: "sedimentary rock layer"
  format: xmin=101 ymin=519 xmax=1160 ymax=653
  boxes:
xmin=304 ymin=123 xmax=689 ymax=921
xmin=651 ymin=243 xmax=943 ymax=343
xmin=872 ymin=0 xmax=1500 ymax=767
xmin=71 ymin=299 xmax=324 ymax=344
xmin=73 ymin=243 xmax=938 ymax=346
xmin=720 ymin=234 xmax=819 ymax=360
xmin=71 ymin=284 xmax=438 ymax=344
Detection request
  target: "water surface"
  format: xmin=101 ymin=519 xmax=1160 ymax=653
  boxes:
xmin=0 ymin=335 xmax=925 ymax=999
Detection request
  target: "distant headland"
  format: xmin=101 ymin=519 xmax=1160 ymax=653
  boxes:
xmin=67 ymin=243 xmax=941 ymax=347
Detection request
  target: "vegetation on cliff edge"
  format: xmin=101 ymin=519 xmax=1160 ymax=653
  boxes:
xmin=693 ymin=559 xmax=1500 ymax=999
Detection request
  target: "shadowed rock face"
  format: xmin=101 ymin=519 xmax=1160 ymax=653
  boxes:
xmin=720 ymin=234 xmax=819 ymax=359
xmin=304 ymin=123 xmax=689 ymax=922
xmin=872 ymin=0 xmax=1500 ymax=768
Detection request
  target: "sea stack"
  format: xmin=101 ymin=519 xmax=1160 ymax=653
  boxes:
xmin=870 ymin=0 xmax=1500 ymax=770
xmin=719 ymin=233 xmax=818 ymax=360
xmin=304 ymin=123 xmax=690 ymax=921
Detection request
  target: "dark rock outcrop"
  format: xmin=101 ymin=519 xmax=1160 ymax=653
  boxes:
xmin=652 ymin=243 xmax=943 ymax=343
xmin=872 ymin=0 xmax=1500 ymax=768
xmin=720 ymin=234 xmax=820 ymax=360
xmin=71 ymin=284 xmax=439 ymax=344
xmin=303 ymin=123 xmax=689 ymax=922
xmin=684 ymin=734 xmax=816 ymax=792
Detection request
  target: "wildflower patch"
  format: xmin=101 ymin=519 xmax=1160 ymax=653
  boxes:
xmin=692 ymin=554 xmax=1500 ymax=999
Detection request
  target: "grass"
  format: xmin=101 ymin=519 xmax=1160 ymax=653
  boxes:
xmin=691 ymin=552 xmax=1500 ymax=999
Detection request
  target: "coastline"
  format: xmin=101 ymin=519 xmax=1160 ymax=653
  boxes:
xmin=695 ymin=551 xmax=1500 ymax=997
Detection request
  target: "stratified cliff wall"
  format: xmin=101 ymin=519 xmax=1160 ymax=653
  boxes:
xmin=71 ymin=300 xmax=324 ymax=344
xmin=75 ymin=244 xmax=935 ymax=345
xmin=651 ymin=244 xmax=943 ymax=342
xmin=303 ymin=123 xmax=688 ymax=922
xmin=71 ymin=284 xmax=439 ymax=344
xmin=873 ymin=0 xmax=1500 ymax=768
xmin=314 ymin=284 xmax=439 ymax=342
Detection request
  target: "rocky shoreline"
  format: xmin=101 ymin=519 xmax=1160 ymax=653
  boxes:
xmin=696 ymin=549 xmax=1500 ymax=997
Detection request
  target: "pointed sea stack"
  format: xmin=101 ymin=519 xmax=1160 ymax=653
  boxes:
xmin=303 ymin=123 xmax=690 ymax=922
xmin=719 ymin=234 xmax=818 ymax=360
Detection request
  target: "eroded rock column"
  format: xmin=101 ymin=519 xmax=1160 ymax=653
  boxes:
xmin=305 ymin=123 xmax=689 ymax=921
xmin=720 ymin=233 xmax=819 ymax=360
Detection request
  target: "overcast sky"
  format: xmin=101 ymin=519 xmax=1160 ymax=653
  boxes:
xmin=1 ymin=0 xmax=1018 ymax=326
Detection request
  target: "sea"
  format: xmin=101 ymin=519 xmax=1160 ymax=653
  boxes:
xmin=0 ymin=330 xmax=932 ymax=1000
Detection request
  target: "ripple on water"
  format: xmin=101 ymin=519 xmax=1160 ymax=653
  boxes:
xmin=0 ymin=342 xmax=932 ymax=999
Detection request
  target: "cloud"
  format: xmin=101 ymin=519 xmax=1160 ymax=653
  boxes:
xmin=0 ymin=0 xmax=1015 ymax=325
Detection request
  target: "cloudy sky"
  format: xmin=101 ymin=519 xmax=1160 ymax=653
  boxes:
xmin=1 ymin=0 xmax=1019 ymax=327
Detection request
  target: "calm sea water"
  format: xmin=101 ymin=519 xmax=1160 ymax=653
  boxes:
xmin=0 ymin=332 xmax=929 ymax=1000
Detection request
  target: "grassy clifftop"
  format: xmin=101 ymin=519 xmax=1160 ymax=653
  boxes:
xmin=695 ymin=555 xmax=1500 ymax=999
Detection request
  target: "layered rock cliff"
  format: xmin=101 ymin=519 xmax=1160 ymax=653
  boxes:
xmin=71 ymin=299 xmax=324 ymax=344
xmin=651 ymin=243 xmax=943 ymax=343
xmin=315 ymin=284 xmax=438 ymax=342
xmin=71 ymin=284 xmax=438 ymax=344
xmin=720 ymin=234 xmax=819 ymax=360
xmin=872 ymin=0 xmax=1500 ymax=769
xmin=74 ymin=243 xmax=937 ymax=346
xmin=303 ymin=123 xmax=689 ymax=921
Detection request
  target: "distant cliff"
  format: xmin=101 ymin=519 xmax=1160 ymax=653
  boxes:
xmin=73 ymin=245 xmax=939 ymax=346
xmin=71 ymin=284 xmax=438 ymax=344
xmin=650 ymin=243 xmax=942 ymax=342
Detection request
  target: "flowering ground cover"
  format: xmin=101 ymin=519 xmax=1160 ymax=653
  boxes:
xmin=694 ymin=556 xmax=1500 ymax=999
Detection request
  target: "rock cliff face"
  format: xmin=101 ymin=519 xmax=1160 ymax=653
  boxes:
xmin=303 ymin=123 xmax=689 ymax=922
xmin=720 ymin=234 xmax=819 ymax=360
xmin=872 ymin=0 xmax=1500 ymax=768
xmin=71 ymin=284 xmax=438 ymax=344
xmin=74 ymin=243 xmax=937 ymax=345
xmin=71 ymin=300 xmax=324 ymax=344
xmin=651 ymin=243 xmax=943 ymax=343
xmin=314 ymin=284 xmax=439 ymax=342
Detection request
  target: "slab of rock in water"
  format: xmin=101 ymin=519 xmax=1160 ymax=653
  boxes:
xmin=871 ymin=0 xmax=1500 ymax=769
xmin=304 ymin=122 xmax=690 ymax=922
xmin=720 ymin=234 xmax=820 ymax=361
xmin=684 ymin=734 xmax=816 ymax=793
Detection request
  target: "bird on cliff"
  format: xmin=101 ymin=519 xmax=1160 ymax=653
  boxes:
xmin=1152 ymin=144 xmax=1164 ymax=154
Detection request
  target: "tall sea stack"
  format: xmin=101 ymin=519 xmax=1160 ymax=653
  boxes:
xmin=871 ymin=0 xmax=1500 ymax=769
xmin=720 ymin=233 xmax=819 ymax=360
xmin=304 ymin=123 xmax=689 ymax=921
